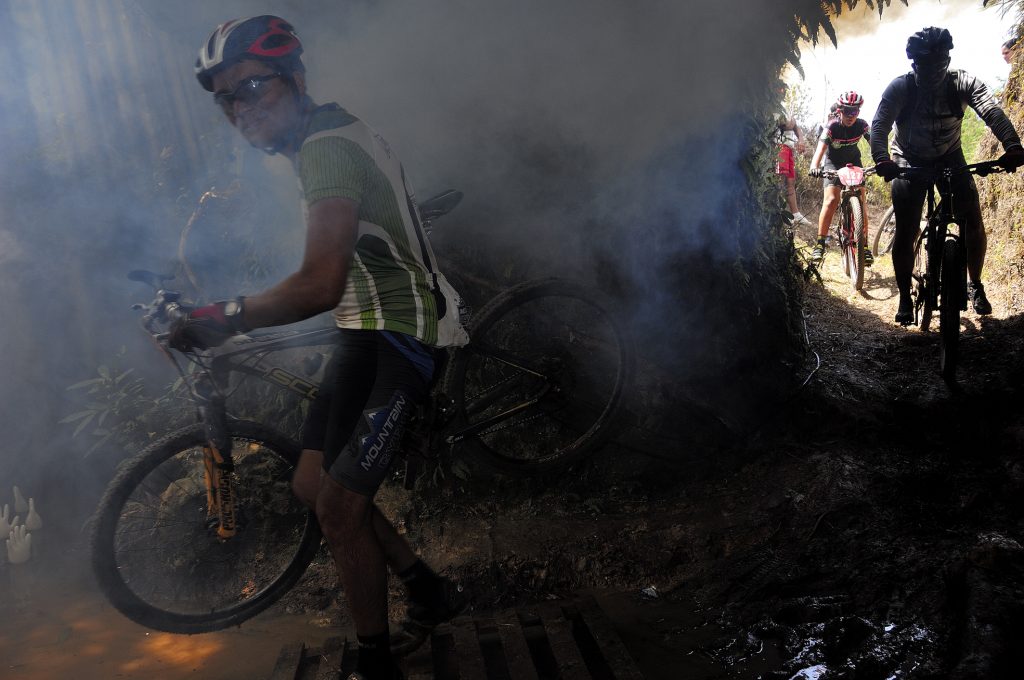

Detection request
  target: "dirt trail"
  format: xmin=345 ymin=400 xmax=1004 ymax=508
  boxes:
xmin=7 ymin=236 xmax=1023 ymax=679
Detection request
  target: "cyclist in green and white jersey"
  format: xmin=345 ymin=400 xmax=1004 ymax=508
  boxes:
xmin=173 ymin=16 xmax=467 ymax=680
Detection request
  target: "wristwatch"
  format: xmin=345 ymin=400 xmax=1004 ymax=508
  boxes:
xmin=223 ymin=296 xmax=249 ymax=333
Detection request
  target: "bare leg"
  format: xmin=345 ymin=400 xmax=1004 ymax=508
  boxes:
xmin=818 ymin=186 xmax=841 ymax=239
xmin=964 ymin=207 xmax=987 ymax=284
xmin=783 ymin=175 xmax=799 ymax=214
xmin=291 ymin=449 xmax=323 ymax=508
xmin=373 ymin=505 xmax=418 ymax=573
xmin=295 ymin=449 xmax=418 ymax=573
xmin=316 ymin=475 xmax=388 ymax=635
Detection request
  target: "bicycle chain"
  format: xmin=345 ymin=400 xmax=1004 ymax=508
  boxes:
xmin=464 ymin=365 xmax=561 ymax=437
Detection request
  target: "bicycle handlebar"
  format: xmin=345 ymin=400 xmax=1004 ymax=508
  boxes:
xmin=128 ymin=270 xmax=193 ymax=341
xmin=813 ymin=165 xmax=877 ymax=182
xmin=893 ymin=159 xmax=1015 ymax=180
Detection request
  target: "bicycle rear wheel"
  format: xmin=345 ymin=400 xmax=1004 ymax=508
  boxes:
xmin=849 ymin=196 xmax=866 ymax=292
xmin=939 ymin=239 xmax=964 ymax=381
xmin=91 ymin=422 xmax=321 ymax=634
xmin=444 ymin=278 xmax=632 ymax=474
xmin=872 ymin=205 xmax=896 ymax=257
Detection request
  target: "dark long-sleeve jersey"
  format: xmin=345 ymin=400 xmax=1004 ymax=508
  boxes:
xmin=870 ymin=69 xmax=1022 ymax=163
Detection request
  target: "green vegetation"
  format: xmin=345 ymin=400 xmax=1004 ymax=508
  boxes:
xmin=961 ymin=107 xmax=987 ymax=162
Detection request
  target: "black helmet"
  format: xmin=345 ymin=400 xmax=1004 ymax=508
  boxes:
xmin=195 ymin=16 xmax=304 ymax=92
xmin=906 ymin=27 xmax=954 ymax=61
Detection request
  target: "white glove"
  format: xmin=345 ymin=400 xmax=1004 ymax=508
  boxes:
xmin=6 ymin=524 xmax=31 ymax=564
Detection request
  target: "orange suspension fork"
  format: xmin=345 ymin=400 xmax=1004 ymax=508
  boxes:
xmin=202 ymin=445 xmax=237 ymax=539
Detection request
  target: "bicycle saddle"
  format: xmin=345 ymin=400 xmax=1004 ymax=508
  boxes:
xmin=419 ymin=190 xmax=463 ymax=221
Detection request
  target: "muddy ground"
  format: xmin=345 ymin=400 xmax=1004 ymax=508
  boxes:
xmin=218 ymin=215 xmax=1019 ymax=679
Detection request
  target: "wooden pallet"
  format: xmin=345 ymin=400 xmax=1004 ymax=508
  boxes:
xmin=268 ymin=596 xmax=644 ymax=680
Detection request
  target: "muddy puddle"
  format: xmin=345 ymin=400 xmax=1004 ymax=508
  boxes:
xmin=0 ymin=564 xmax=337 ymax=680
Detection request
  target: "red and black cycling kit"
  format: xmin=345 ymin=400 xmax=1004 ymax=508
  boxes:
xmin=820 ymin=118 xmax=871 ymax=170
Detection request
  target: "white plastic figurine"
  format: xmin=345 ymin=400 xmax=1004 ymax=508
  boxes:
xmin=6 ymin=524 xmax=31 ymax=564
xmin=13 ymin=486 xmax=28 ymax=515
xmin=25 ymin=498 xmax=42 ymax=531
xmin=1 ymin=504 xmax=16 ymax=541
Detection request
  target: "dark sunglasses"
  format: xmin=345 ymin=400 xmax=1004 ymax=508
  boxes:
xmin=840 ymin=106 xmax=860 ymax=116
xmin=213 ymin=73 xmax=283 ymax=114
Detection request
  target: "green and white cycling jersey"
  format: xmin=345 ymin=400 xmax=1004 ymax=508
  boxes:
xmin=294 ymin=104 xmax=467 ymax=348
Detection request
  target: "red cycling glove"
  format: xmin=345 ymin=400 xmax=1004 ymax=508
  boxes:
xmin=168 ymin=298 xmax=248 ymax=352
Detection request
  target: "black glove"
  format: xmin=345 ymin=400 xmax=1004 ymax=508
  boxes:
xmin=808 ymin=167 xmax=823 ymax=178
xmin=168 ymin=298 xmax=247 ymax=352
xmin=999 ymin=146 xmax=1024 ymax=170
xmin=874 ymin=159 xmax=900 ymax=182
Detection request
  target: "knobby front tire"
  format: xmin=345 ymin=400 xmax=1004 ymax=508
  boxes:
xmin=914 ymin=230 xmax=933 ymax=332
xmin=444 ymin=278 xmax=633 ymax=474
xmin=939 ymin=239 xmax=964 ymax=381
xmin=849 ymin=196 xmax=866 ymax=292
xmin=90 ymin=422 xmax=321 ymax=634
xmin=840 ymin=203 xmax=853 ymax=279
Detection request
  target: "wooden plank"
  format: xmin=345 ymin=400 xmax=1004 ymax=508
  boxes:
xmin=313 ymin=637 xmax=346 ymax=680
xmin=496 ymin=610 xmax=540 ymax=680
xmin=539 ymin=604 xmax=590 ymax=680
xmin=575 ymin=599 xmax=644 ymax=680
xmin=338 ymin=639 xmax=359 ymax=678
xmin=449 ymin=615 xmax=488 ymax=680
xmin=268 ymin=641 xmax=305 ymax=680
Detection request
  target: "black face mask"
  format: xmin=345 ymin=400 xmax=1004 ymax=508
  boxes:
xmin=913 ymin=57 xmax=951 ymax=91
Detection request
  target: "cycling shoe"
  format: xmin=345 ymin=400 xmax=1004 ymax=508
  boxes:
xmin=895 ymin=298 xmax=914 ymax=325
xmin=391 ymin=577 xmax=468 ymax=657
xmin=969 ymin=282 xmax=992 ymax=315
xmin=810 ymin=240 xmax=826 ymax=264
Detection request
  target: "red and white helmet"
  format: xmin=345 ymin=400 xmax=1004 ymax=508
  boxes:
xmin=837 ymin=91 xmax=864 ymax=108
xmin=195 ymin=16 xmax=304 ymax=92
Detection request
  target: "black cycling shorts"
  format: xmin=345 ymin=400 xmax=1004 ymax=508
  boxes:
xmin=300 ymin=329 xmax=434 ymax=496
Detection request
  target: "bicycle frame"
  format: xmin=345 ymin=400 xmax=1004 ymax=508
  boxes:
xmin=828 ymin=165 xmax=869 ymax=249
xmin=913 ymin=172 xmax=960 ymax=320
xmin=133 ymin=290 xmax=564 ymax=539
xmin=182 ymin=327 xmax=339 ymax=540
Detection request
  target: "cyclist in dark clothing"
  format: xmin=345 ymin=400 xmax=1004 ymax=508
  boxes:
xmin=871 ymin=27 xmax=1024 ymax=324
xmin=809 ymin=91 xmax=871 ymax=264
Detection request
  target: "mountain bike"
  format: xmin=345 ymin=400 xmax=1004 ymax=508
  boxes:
xmin=90 ymin=192 xmax=633 ymax=635
xmin=818 ymin=164 xmax=876 ymax=292
xmin=897 ymin=160 xmax=1013 ymax=381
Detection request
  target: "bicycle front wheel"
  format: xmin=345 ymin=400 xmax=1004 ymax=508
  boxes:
xmin=444 ymin=278 xmax=633 ymax=474
xmin=913 ymin=230 xmax=933 ymax=331
xmin=939 ymin=239 xmax=964 ymax=381
xmin=872 ymin=206 xmax=896 ymax=257
xmin=849 ymin=196 xmax=866 ymax=292
xmin=90 ymin=422 xmax=321 ymax=634
xmin=840 ymin=204 xmax=853 ymax=279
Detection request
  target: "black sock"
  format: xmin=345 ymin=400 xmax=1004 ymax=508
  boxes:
xmin=356 ymin=631 xmax=393 ymax=678
xmin=397 ymin=559 xmax=443 ymax=608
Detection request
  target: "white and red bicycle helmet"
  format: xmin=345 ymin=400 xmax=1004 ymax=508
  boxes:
xmin=837 ymin=91 xmax=864 ymax=109
xmin=195 ymin=15 xmax=304 ymax=92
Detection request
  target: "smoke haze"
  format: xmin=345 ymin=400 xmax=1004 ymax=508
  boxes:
xmin=0 ymin=0 xmax=813 ymax=542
